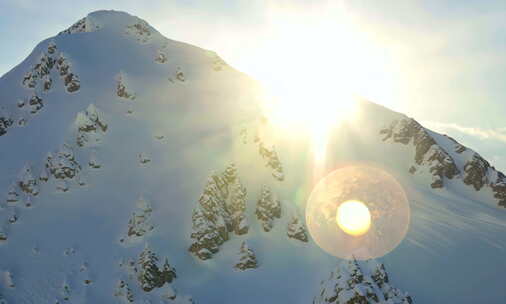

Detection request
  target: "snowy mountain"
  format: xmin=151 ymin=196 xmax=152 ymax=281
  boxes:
xmin=1 ymin=10 xmax=506 ymax=303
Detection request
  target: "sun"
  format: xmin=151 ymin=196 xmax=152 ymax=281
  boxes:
xmin=336 ymin=200 xmax=371 ymax=237
xmin=248 ymin=10 xmax=393 ymax=166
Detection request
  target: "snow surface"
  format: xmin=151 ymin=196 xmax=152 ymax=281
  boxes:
xmin=0 ymin=10 xmax=505 ymax=303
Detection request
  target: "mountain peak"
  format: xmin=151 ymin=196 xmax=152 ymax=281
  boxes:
xmin=58 ymin=10 xmax=160 ymax=41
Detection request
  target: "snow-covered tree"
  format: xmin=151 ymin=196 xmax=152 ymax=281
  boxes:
xmin=228 ymin=178 xmax=248 ymax=235
xmin=6 ymin=184 xmax=19 ymax=204
xmin=116 ymin=73 xmax=136 ymax=100
xmin=287 ymin=214 xmax=308 ymax=242
xmin=75 ymin=104 xmax=107 ymax=147
xmin=139 ymin=152 xmax=151 ymax=164
xmin=88 ymin=150 xmax=101 ymax=169
xmin=155 ymin=51 xmax=167 ymax=63
xmin=175 ymin=67 xmax=185 ymax=82
xmin=258 ymin=142 xmax=284 ymax=181
xmin=160 ymin=258 xmax=177 ymax=284
xmin=27 ymin=95 xmax=44 ymax=114
xmin=46 ymin=145 xmax=81 ymax=181
xmin=0 ymin=292 xmax=6 ymax=304
xmin=56 ymin=180 xmax=69 ymax=193
xmin=42 ymin=74 xmax=52 ymax=91
xmin=3 ymin=271 xmax=14 ymax=288
xmin=0 ymin=227 xmax=8 ymax=241
xmin=24 ymin=195 xmax=33 ymax=208
xmin=314 ymin=258 xmax=413 ymax=304
xmin=56 ymin=54 xmax=70 ymax=76
xmin=198 ymin=175 xmax=230 ymax=241
xmin=234 ymin=241 xmax=258 ymax=271
xmin=64 ymin=72 xmax=80 ymax=93
xmin=136 ymin=245 xmax=176 ymax=292
xmin=39 ymin=167 xmax=49 ymax=182
xmin=188 ymin=207 xmax=222 ymax=260
xmin=223 ymin=163 xmax=237 ymax=184
xmin=126 ymin=197 xmax=154 ymax=240
xmin=137 ymin=244 xmax=162 ymax=292
xmin=0 ymin=107 xmax=13 ymax=136
xmin=255 ymin=185 xmax=281 ymax=232
xmin=161 ymin=285 xmax=177 ymax=301
xmin=189 ymin=165 xmax=250 ymax=259
xmin=17 ymin=164 xmax=39 ymax=196
xmin=61 ymin=278 xmax=71 ymax=301
xmin=8 ymin=208 xmax=18 ymax=224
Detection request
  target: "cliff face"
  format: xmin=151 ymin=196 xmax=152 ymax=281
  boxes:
xmin=381 ymin=117 xmax=506 ymax=208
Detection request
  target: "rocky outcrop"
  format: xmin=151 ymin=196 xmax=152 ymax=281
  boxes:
xmin=125 ymin=20 xmax=153 ymax=44
xmin=314 ymin=259 xmax=413 ymax=304
xmin=462 ymin=153 xmax=490 ymax=191
xmin=491 ymin=173 xmax=506 ymax=208
xmin=189 ymin=164 xmax=249 ymax=260
xmin=58 ymin=17 xmax=100 ymax=35
xmin=381 ymin=117 xmax=506 ymax=207
xmin=234 ymin=241 xmax=258 ymax=271
xmin=255 ymin=185 xmax=281 ymax=232
xmin=59 ymin=18 xmax=87 ymax=35
xmin=381 ymin=118 xmax=459 ymax=188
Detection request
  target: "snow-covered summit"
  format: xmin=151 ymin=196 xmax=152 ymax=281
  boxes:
xmin=59 ymin=10 xmax=158 ymax=37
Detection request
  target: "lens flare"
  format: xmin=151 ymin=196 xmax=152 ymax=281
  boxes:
xmin=306 ymin=165 xmax=410 ymax=260
xmin=336 ymin=200 xmax=371 ymax=237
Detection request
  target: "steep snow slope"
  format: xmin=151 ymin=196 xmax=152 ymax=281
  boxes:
xmin=0 ymin=10 xmax=505 ymax=304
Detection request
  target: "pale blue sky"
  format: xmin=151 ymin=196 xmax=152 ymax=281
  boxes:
xmin=1 ymin=0 xmax=505 ymax=170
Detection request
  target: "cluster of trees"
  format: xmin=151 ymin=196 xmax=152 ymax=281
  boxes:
xmin=189 ymin=164 xmax=249 ymax=260
xmin=314 ymin=258 xmax=413 ymax=304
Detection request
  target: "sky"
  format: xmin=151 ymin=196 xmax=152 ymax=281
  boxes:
xmin=1 ymin=0 xmax=505 ymax=171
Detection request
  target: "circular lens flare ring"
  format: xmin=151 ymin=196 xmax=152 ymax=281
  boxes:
xmin=306 ymin=165 xmax=410 ymax=260
xmin=336 ymin=200 xmax=371 ymax=237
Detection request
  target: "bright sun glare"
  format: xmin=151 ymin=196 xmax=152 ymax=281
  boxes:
xmin=247 ymin=5 xmax=395 ymax=165
xmin=336 ymin=200 xmax=371 ymax=237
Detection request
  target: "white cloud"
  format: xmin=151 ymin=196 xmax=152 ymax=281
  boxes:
xmin=422 ymin=121 xmax=506 ymax=143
